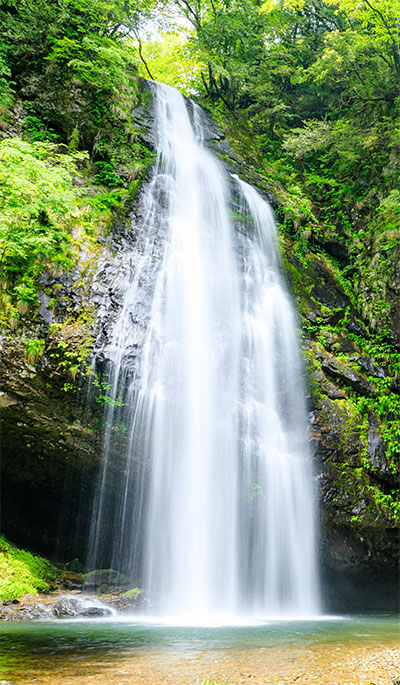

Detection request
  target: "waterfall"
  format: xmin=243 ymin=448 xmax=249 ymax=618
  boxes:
xmin=88 ymin=82 xmax=320 ymax=621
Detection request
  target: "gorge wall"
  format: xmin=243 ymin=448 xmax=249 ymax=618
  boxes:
xmin=0 ymin=83 xmax=398 ymax=612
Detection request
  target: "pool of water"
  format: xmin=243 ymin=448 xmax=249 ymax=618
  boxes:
xmin=1 ymin=614 xmax=399 ymax=683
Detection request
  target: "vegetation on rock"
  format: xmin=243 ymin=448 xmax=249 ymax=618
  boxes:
xmin=0 ymin=0 xmax=155 ymax=386
xmin=0 ymin=536 xmax=61 ymax=601
xmin=0 ymin=138 xmax=87 ymax=320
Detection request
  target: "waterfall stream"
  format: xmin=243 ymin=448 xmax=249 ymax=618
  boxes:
xmin=88 ymin=82 xmax=320 ymax=621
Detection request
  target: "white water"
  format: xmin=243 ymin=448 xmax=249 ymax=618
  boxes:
xmin=88 ymin=82 xmax=320 ymax=621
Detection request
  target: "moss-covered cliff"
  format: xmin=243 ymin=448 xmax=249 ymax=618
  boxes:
xmin=285 ymin=248 xmax=398 ymax=610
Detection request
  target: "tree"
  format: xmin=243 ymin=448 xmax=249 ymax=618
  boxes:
xmin=134 ymin=31 xmax=205 ymax=96
xmin=0 ymin=0 xmax=157 ymax=144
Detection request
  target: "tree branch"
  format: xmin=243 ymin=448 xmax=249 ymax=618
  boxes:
xmin=362 ymin=0 xmax=400 ymax=76
xmin=133 ymin=29 xmax=155 ymax=81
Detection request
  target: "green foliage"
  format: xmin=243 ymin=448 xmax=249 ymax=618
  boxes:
xmin=135 ymin=31 xmax=204 ymax=97
xmin=90 ymin=372 xmax=125 ymax=408
xmin=47 ymin=310 xmax=95 ymax=380
xmin=0 ymin=0 xmax=162 ymax=183
xmin=25 ymin=338 xmax=45 ymax=364
xmin=93 ymin=188 xmax=129 ymax=209
xmin=0 ymin=536 xmax=60 ymax=600
xmin=22 ymin=109 xmax=59 ymax=143
xmin=365 ymin=485 xmax=400 ymax=521
xmin=0 ymin=138 xmax=88 ymax=318
xmin=0 ymin=131 xmax=138 ymax=332
xmin=94 ymin=161 xmax=124 ymax=187
xmin=355 ymin=373 xmax=400 ymax=479
xmin=196 ymin=0 xmax=264 ymax=109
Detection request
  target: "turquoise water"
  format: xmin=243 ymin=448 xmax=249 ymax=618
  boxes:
xmin=0 ymin=615 xmax=398 ymax=683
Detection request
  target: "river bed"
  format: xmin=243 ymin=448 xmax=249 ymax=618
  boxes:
xmin=1 ymin=615 xmax=399 ymax=683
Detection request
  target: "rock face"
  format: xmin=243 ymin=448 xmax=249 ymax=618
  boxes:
xmin=283 ymin=247 xmax=399 ymax=611
xmin=0 ymin=83 xmax=398 ymax=612
xmin=0 ymin=333 xmax=100 ymax=559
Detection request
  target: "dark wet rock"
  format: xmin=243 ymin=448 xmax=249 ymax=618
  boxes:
xmin=82 ymin=606 xmax=111 ymax=616
xmin=83 ymin=569 xmax=130 ymax=591
xmin=318 ymin=330 xmax=355 ymax=355
xmin=131 ymin=80 xmax=157 ymax=149
xmin=308 ymin=256 xmax=348 ymax=312
xmin=107 ymin=588 xmax=150 ymax=612
xmin=320 ymin=239 xmax=350 ymax=266
xmin=321 ymin=530 xmax=400 ymax=612
xmin=347 ymin=315 xmax=369 ymax=336
xmin=63 ymin=571 xmax=84 ymax=591
xmin=311 ymin=282 xmax=347 ymax=314
xmin=320 ymin=355 xmax=375 ymax=396
xmin=283 ymin=249 xmax=350 ymax=327
xmin=38 ymin=291 xmax=54 ymax=325
xmin=0 ymin=592 xmax=122 ymax=622
xmin=309 ymin=365 xmax=346 ymax=401
xmin=201 ymin=117 xmax=224 ymax=143
xmin=281 ymin=226 xmax=398 ymax=606
xmin=212 ymin=137 xmax=242 ymax=164
xmin=310 ymin=398 xmax=361 ymax=466
xmin=367 ymin=414 xmax=391 ymax=476
xmin=310 ymin=344 xmax=375 ymax=397
xmin=349 ymin=355 xmax=387 ymax=379
xmin=0 ymin=334 xmax=101 ymax=559
xmin=52 ymin=598 xmax=78 ymax=618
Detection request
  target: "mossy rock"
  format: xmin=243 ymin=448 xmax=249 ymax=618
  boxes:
xmin=83 ymin=569 xmax=130 ymax=589
xmin=121 ymin=587 xmax=142 ymax=599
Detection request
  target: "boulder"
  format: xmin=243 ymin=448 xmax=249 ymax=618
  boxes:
xmin=53 ymin=596 xmax=113 ymax=618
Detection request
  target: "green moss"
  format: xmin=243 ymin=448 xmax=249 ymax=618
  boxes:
xmin=121 ymin=587 xmax=143 ymax=599
xmin=318 ymin=394 xmax=399 ymax=525
xmin=0 ymin=536 xmax=61 ymax=600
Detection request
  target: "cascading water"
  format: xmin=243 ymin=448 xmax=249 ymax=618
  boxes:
xmin=88 ymin=81 xmax=320 ymax=621
xmin=236 ymin=179 xmax=319 ymax=616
